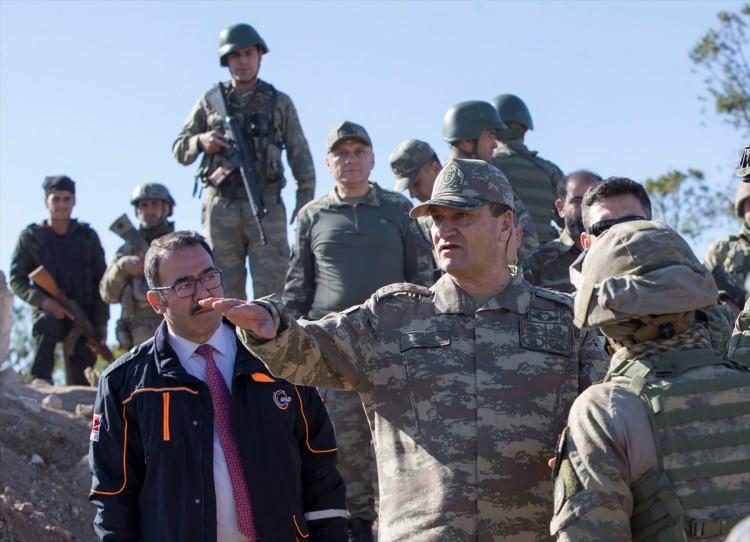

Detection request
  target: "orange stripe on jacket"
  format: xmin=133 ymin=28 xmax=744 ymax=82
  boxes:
xmin=294 ymin=386 xmax=337 ymax=454
xmin=162 ymin=392 xmax=171 ymax=442
xmin=90 ymin=403 xmax=129 ymax=496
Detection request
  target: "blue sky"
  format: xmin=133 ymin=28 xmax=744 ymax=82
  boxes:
xmin=0 ymin=0 xmax=746 ymax=339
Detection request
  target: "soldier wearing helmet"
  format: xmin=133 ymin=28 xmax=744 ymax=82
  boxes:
xmin=100 ymin=183 xmax=176 ymax=349
xmin=491 ymin=94 xmax=565 ymax=244
xmin=172 ymin=23 xmax=315 ymax=300
xmin=442 ymin=100 xmax=540 ymax=260
xmin=704 ymin=146 xmax=750 ymax=312
xmin=551 ymin=220 xmax=750 ymax=541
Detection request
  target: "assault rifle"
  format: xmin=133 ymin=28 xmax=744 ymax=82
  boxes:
xmin=109 ymin=214 xmax=149 ymax=257
xmin=204 ymin=83 xmax=268 ymax=244
xmin=711 ymin=266 xmax=747 ymax=310
xmin=29 ymin=266 xmax=114 ymax=362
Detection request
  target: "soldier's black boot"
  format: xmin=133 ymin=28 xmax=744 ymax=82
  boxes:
xmin=347 ymin=518 xmax=374 ymax=542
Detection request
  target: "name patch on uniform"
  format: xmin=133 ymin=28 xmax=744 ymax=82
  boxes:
xmin=399 ymin=331 xmax=451 ymax=352
xmin=90 ymin=414 xmax=102 ymax=442
xmin=273 ymin=390 xmax=292 ymax=410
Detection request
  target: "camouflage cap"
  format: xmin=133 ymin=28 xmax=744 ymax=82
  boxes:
xmin=573 ymin=220 xmax=718 ymax=329
xmin=409 ymin=158 xmax=514 ymax=218
xmin=43 ymin=175 xmax=75 ymax=195
xmin=326 ymin=121 xmax=372 ymax=153
xmin=389 ymin=139 xmax=436 ymax=192
xmin=738 ymin=144 xmax=750 ymax=183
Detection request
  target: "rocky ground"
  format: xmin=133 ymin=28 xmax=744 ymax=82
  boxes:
xmin=0 ymin=368 xmax=97 ymax=542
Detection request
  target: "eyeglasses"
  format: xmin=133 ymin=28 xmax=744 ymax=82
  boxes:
xmin=151 ymin=269 xmax=223 ymax=298
xmin=587 ymin=215 xmax=646 ymax=237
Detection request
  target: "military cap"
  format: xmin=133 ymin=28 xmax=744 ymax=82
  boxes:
xmin=389 ymin=139 xmax=436 ymax=192
xmin=326 ymin=121 xmax=371 ymax=153
xmin=43 ymin=175 xmax=75 ymax=195
xmin=410 ymin=158 xmax=514 ymax=218
xmin=738 ymin=144 xmax=750 ymax=183
xmin=573 ymin=220 xmax=718 ymax=329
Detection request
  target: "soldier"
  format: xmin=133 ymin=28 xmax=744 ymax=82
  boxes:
xmin=173 ymin=23 xmax=315 ymax=300
xmin=285 ymin=122 xmax=433 ymax=541
xmin=204 ymin=158 xmax=607 ymax=541
xmin=100 ymin=183 xmax=176 ymax=350
xmin=704 ymin=182 xmax=750 ymax=313
xmin=491 ymin=94 xmax=565 ymax=244
xmin=551 ymin=220 xmax=750 ymax=541
xmin=389 ymin=138 xmax=443 ymax=281
xmin=9 ymin=176 xmax=109 ymax=384
xmin=521 ymin=170 xmax=602 ymax=292
xmin=442 ymin=100 xmax=539 ymax=260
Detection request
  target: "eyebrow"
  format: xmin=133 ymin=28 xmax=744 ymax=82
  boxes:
xmin=172 ymin=266 xmax=216 ymax=285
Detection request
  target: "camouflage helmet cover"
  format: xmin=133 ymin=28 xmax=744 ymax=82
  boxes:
xmin=131 ymin=183 xmax=176 ymax=216
xmin=410 ymin=158 xmax=514 ymax=218
xmin=491 ymin=94 xmax=534 ymax=130
xmin=573 ymin=220 xmax=718 ymax=329
xmin=442 ymin=100 xmax=506 ymax=142
xmin=219 ymin=23 xmax=269 ymax=67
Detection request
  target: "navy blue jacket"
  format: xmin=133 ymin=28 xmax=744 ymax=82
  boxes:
xmin=89 ymin=321 xmax=346 ymax=541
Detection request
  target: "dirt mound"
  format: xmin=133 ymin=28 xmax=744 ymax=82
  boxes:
xmin=0 ymin=369 xmax=97 ymax=541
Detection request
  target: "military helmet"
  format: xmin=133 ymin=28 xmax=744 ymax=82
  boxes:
xmin=736 ymin=182 xmax=750 ymax=218
xmin=442 ymin=101 xmax=506 ymax=142
xmin=491 ymin=94 xmax=534 ymax=130
xmin=573 ymin=220 xmax=718 ymax=330
xmin=737 ymin=144 xmax=750 ymax=183
xmin=131 ymin=183 xmax=176 ymax=216
xmin=218 ymin=23 xmax=268 ymax=67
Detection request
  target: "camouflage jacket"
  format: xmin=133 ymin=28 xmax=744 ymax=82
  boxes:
xmin=9 ymin=219 xmax=109 ymax=327
xmin=551 ymin=326 xmax=750 ymax=541
xmin=99 ymin=222 xmax=174 ymax=327
xmin=241 ymin=273 xmax=608 ymax=541
xmin=283 ymin=183 xmax=435 ymax=319
xmin=704 ymin=224 xmax=750 ymax=304
xmin=521 ymin=230 xmax=580 ymax=293
xmin=492 ymin=139 xmax=564 ymax=244
xmin=172 ymin=80 xmax=315 ymax=203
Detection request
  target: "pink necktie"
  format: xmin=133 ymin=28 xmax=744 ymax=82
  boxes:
xmin=195 ymin=344 xmax=257 ymax=541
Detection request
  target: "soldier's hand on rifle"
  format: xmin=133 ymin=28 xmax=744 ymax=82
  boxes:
xmin=199 ymin=297 xmax=277 ymax=339
xmin=198 ymin=130 xmax=230 ymax=155
xmin=119 ymin=255 xmax=144 ymax=278
xmin=41 ymin=297 xmax=74 ymax=320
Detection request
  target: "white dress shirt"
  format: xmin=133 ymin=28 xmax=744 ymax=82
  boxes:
xmin=168 ymin=323 xmax=248 ymax=542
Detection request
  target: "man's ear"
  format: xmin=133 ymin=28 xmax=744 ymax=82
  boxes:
xmin=580 ymin=231 xmax=591 ymax=250
xmin=555 ymin=198 xmax=564 ymax=218
xmin=147 ymin=290 xmax=166 ymax=314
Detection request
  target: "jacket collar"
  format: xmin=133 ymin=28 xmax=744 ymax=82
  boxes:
xmin=152 ymin=320 xmax=272 ymax=382
xmin=430 ymin=271 xmax=531 ymax=315
xmin=325 ymin=182 xmax=381 ymax=208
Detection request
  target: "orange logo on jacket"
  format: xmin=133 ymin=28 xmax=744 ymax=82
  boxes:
xmin=273 ymin=390 xmax=292 ymax=410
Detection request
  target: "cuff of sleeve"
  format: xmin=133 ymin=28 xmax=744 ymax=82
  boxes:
xmin=28 ymin=290 xmax=48 ymax=309
xmin=191 ymin=134 xmax=202 ymax=155
xmin=237 ymin=297 xmax=282 ymax=344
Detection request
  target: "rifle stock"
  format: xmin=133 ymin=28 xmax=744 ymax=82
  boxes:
xmin=109 ymin=214 xmax=149 ymax=257
xmin=29 ymin=265 xmax=114 ymax=362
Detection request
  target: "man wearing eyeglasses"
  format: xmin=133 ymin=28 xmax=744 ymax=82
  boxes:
xmin=89 ymin=230 xmax=346 ymax=542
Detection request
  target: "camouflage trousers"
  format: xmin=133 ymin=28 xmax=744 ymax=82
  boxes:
xmin=321 ymin=388 xmax=378 ymax=522
xmin=202 ymin=185 xmax=290 ymax=300
xmin=115 ymin=314 xmax=163 ymax=350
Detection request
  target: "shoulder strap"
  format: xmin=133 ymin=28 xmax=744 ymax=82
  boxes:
xmin=374 ymin=282 xmax=432 ymax=302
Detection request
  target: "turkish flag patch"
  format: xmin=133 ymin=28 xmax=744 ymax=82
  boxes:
xmin=90 ymin=413 xmax=102 ymax=442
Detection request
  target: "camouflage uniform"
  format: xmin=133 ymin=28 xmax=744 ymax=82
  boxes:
xmin=99 ymin=222 xmax=174 ymax=349
xmin=552 ymin=220 xmax=750 ymax=541
xmin=491 ymin=139 xmax=564 ymax=244
xmin=704 ymin=223 xmax=750 ymax=307
xmin=284 ymin=181 xmax=433 ymax=525
xmin=241 ymin=272 xmax=606 ymax=541
xmin=173 ymin=80 xmax=315 ymax=299
xmin=521 ymin=230 xmax=580 ymax=293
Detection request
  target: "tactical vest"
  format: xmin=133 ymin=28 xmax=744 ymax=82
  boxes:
xmin=607 ymin=349 xmax=750 ymax=541
xmin=723 ymin=235 xmax=750 ymax=290
xmin=32 ymin=222 xmax=97 ymax=314
xmin=200 ymin=81 xmax=282 ymax=199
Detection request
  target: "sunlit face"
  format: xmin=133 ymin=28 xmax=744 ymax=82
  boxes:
xmin=581 ymin=194 xmax=649 ymax=248
xmin=45 ymin=190 xmax=75 ymax=221
xmin=326 ymin=139 xmax=374 ymax=191
xmin=430 ymin=204 xmax=511 ymax=281
xmin=226 ymin=45 xmax=261 ymax=86
xmin=476 ymin=128 xmax=498 ymax=162
xmin=146 ymin=245 xmax=223 ymax=343
xmin=409 ymin=161 xmax=440 ymax=202
xmin=561 ymin=177 xmax=599 ymax=241
xmin=135 ymin=198 xmax=168 ymax=228
xmin=743 ymin=198 xmax=750 ymax=228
